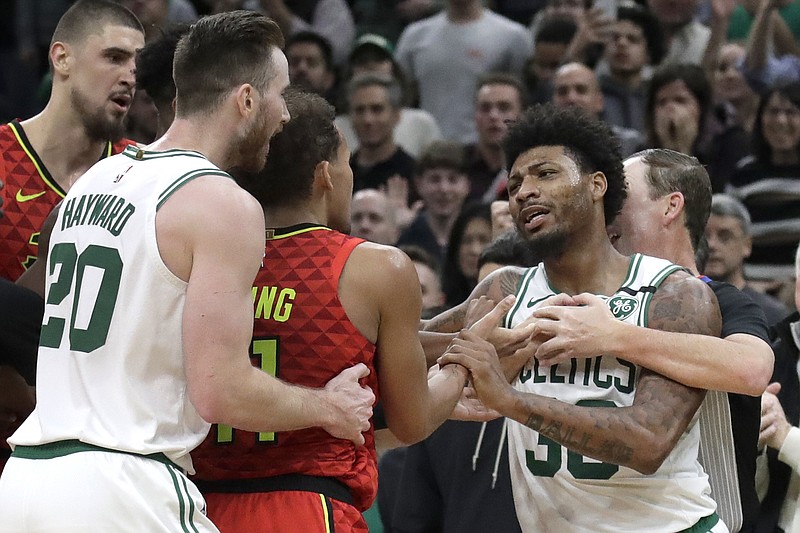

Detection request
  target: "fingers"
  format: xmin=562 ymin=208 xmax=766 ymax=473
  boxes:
xmin=469 ymin=295 xmax=516 ymax=337
xmin=570 ymin=293 xmax=605 ymax=306
xmin=766 ymin=381 xmax=782 ymax=395
xmin=344 ymin=362 xmax=370 ymax=380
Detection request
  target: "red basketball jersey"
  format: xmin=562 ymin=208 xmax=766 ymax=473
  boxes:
xmin=0 ymin=120 xmax=132 ymax=280
xmin=192 ymin=224 xmax=380 ymax=511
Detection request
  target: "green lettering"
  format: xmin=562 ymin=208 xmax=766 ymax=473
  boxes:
xmin=614 ymin=358 xmax=637 ymax=394
xmin=592 ymin=356 xmax=612 ymax=389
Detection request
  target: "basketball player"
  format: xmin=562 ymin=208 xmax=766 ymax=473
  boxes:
xmin=0 ymin=0 xmax=144 ymax=282
xmin=0 ymin=12 xmax=374 ymax=532
xmin=435 ymin=105 xmax=727 ymax=532
xmin=191 ymin=91 xmax=517 ymax=533
xmin=529 ymin=150 xmax=770 ymax=532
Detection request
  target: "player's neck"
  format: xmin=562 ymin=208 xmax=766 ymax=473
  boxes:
xmin=151 ymin=117 xmax=233 ymax=171
xmin=263 ymin=205 xmax=325 ymax=230
xmin=543 ymin=231 xmax=631 ymax=296
xmin=645 ymin=232 xmax=699 ymax=276
xmin=21 ymin=106 xmax=115 ymax=191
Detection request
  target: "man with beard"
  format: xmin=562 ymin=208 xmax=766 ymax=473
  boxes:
xmin=0 ymin=0 xmax=144 ymax=282
xmin=0 ymin=11 xmax=375 ymax=532
xmin=430 ymin=104 xmax=726 ymax=531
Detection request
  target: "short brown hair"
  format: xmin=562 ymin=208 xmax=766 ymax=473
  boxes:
xmin=174 ymin=11 xmax=284 ymax=115
xmin=51 ymin=0 xmax=143 ymax=49
xmin=416 ymin=140 xmax=465 ymax=176
xmin=634 ymin=149 xmax=711 ymax=253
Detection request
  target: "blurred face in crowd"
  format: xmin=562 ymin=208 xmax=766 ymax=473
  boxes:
xmin=62 ymin=23 xmax=144 ymax=142
xmin=458 ymin=217 xmax=492 ymax=279
xmin=474 ymin=83 xmax=523 ymax=148
xmin=349 ymin=84 xmax=400 ymax=150
xmin=415 ymin=167 xmax=471 ymax=219
xmin=703 ymin=213 xmax=750 ymax=282
xmin=606 ymin=20 xmax=650 ymax=77
xmin=552 ymin=63 xmax=603 ymax=116
xmin=413 ymin=260 xmax=445 ymax=313
xmin=762 ymin=92 xmax=800 ymax=161
xmin=287 ymin=41 xmax=334 ymax=95
xmin=653 ymin=79 xmax=701 ymax=136
xmin=350 ymin=189 xmax=399 ymax=244
xmin=713 ymin=44 xmax=753 ymax=104
xmin=647 ymin=0 xmax=698 ymax=29
xmin=530 ymin=41 xmax=569 ymax=84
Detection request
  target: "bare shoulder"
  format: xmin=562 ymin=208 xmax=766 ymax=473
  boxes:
xmin=157 ymin=175 xmax=264 ymax=281
xmin=648 ymin=270 xmax=721 ymax=337
xmin=482 ymin=265 xmax=529 ymax=301
xmin=347 ymin=241 xmax=419 ymax=292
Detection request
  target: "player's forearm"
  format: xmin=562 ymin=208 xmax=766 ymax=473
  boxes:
xmin=423 ymin=363 xmax=469 ymax=432
xmin=609 ymin=325 xmax=772 ymax=395
xmin=199 ymin=365 xmax=334 ymax=433
xmin=419 ymin=330 xmax=457 ymax=367
xmin=499 ymin=390 xmax=685 ymax=474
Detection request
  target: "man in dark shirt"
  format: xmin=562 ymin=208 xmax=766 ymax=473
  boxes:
xmin=463 ymin=73 xmax=524 ymax=202
xmin=704 ymin=193 xmax=790 ymax=326
xmin=347 ymin=73 xmax=416 ymax=194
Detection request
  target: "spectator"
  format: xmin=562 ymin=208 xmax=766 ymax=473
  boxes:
xmin=258 ymin=0 xmax=355 ymax=66
xmin=551 ymin=62 xmax=645 ymax=157
xmin=646 ymin=63 xmax=750 ymax=192
xmin=335 ymin=34 xmax=442 ymax=158
xmin=740 ymin=0 xmax=800 ymax=93
xmin=704 ymin=194 xmax=790 ymax=325
xmin=399 ymin=244 xmax=446 ymax=318
xmin=285 ymin=31 xmax=337 ymax=106
xmin=465 ymin=73 xmax=525 ymax=203
xmin=647 ymin=0 xmax=710 ymax=65
xmin=712 ymin=44 xmax=760 ymax=134
xmin=524 ymin=16 xmax=577 ymax=104
xmin=397 ymin=141 xmax=471 ymax=262
xmin=347 ymin=73 xmax=416 ymax=195
xmin=758 ymin=244 xmax=800 ymax=533
xmin=441 ymin=203 xmax=492 ymax=309
xmin=351 ymin=188 xmax=401 ymax=245
xmin=729 ymin=82 xmax=800 ymax=278
xmin=599 ymin=3 xmax=666 ymax=135
xmin=395 ymin=0 xmax=532 ymax=143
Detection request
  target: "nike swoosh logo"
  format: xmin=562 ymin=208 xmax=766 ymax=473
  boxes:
xmin=16 ymin=189 xmax=47 ymax=202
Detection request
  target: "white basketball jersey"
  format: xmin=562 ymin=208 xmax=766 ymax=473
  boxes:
xmin=10 ymin=145 xmax=231 ymax=473
xmin=504 ymin=254 xmax=717 ymax=532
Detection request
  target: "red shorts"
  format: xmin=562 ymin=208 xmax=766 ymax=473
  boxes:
xmin=204 ymin=491 xmax=369 ymax=533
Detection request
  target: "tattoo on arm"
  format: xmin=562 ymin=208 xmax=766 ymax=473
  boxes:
xmin=423 ymin=267 xmax=524 ymax=333
xmin=648 ymin=271 xmax=721 ymax=336
xmin=525 ymin=413 xmax=634 ymax=464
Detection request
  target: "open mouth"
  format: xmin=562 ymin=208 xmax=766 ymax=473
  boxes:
xmin=110 ymin=93 xmax=132 ymax=113
xmin=521 ymin=205 xmax=549 ymax=230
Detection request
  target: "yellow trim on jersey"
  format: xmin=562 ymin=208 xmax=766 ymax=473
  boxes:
xmin=8 ymin=121 xmax=67 ymax=198
xmin=318 ymin=493 xmax=332 ymax=533
xmin=266 ymin=225 xmax=331 ymax=240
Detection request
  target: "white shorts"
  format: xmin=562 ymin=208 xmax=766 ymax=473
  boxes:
xmin=0 ymin=449 xmax=219 ymax=532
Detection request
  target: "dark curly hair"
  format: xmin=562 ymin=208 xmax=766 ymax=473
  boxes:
xmin=238 ymin=90 xmax=340 ymax=207
xmin=502 ymin=104 xmax=627 ymax=224
xmin=617 ymin=4 xmax=666 ymax=66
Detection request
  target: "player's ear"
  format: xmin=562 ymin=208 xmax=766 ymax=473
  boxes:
xmin=50 ymin=42 xmax=70 ymax=76
xmin=314 ymin=160 xmax=334 ymax=192
xmin=234 ymin=84 xmax=254 ymax=117
xmin=663 ymin=191 xmax=684 ymax=226
xmin=590 ymin=171 xmax=607 ymax=201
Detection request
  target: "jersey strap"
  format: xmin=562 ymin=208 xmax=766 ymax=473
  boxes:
xmin=331 ymin=236 xmax=364 ymax=282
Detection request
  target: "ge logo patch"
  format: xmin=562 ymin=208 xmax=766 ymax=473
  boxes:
xmin=608 ymin=296 xmax=638 ymax=320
